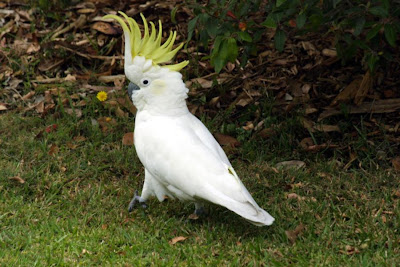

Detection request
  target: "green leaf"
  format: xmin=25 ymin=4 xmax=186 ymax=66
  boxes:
xmin=211 ymin=38 xmax=228 ymax=73
xmin=353 ymin=17 xmax=365 ymax=36
xmin=238 ymin=31 xmax=252 ymax=42
xmin=226 ymin=37 xmax=238 ymax=62
xmin=369 ymin=6 xmax=389 ymax=18
xmin=365 ymin=52 xmax=379 ymax=73
xmin=296 ymin=13 xmax=306 ymax=29
xmin=171 ymin=6 xmax=179 ymax=24
xmin=274 ymin=29 xmax=286 ymax=52
xmin=276 ymin=0 xmax=287 ymax=7
xmin=211 ymin=37 xmax=239 ymax=73
xmin=206 ymin=18 xmax=219 ymax=38
xmin=366 ymin=24 xmax=382 ymax=41
xmin=381 ymin=0 xmax=390 ymax=9
xmin=212 ymin=36 xmax=223 ymax=55
xmin=187 ymin=16 xmax=199 ymax=41
xmin=262 ymin=15 xmax=277 ymax=29
xmin=384 ymin=24 xmax=397 ymax=47
xmin=212 ymin=58 xmax=225 ymax=73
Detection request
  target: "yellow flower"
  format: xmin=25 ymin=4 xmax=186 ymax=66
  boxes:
xmin=97 ymin=91 xmax=108 ymax=102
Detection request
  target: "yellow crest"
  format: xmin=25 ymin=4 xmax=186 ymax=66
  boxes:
xmin=103 ymin=12 xmax=188 ymax=72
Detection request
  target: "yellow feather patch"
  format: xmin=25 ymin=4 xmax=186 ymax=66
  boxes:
xmin=150 ymin=79 xmax=166 ymax=95
xmin=103 ymin=12 xmax=187 ymax=72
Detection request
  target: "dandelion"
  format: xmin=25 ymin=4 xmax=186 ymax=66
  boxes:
xmin=97 ymin=91 xmax=108 ymax=102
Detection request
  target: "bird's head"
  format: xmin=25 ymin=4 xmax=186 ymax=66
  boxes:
xmin=103 ymin=12 xmax=189 ymax=114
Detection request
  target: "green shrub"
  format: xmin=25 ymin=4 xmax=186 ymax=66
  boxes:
xmin=186 ymin=0 xmax=399 ymax=73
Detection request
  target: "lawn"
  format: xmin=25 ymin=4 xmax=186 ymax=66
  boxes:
xmin=1 ymin=111 xmax=399 ymax=266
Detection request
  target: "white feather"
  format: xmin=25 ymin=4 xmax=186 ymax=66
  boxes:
xmin=134 ymin=111 xmax=274 ymax=226
xmin=125 ymin=56 xmax=275 ymax=226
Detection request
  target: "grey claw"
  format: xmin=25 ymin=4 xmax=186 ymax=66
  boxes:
xmin=128 ymin=190 xmax=147 ymax=212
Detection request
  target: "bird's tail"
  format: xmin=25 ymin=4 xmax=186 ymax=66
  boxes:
xmin=225 ymin=167 xmax=275 ymax=226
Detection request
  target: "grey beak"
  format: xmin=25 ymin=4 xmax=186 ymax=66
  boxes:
xmin=127 ymin=82 xmax=140 ymax=100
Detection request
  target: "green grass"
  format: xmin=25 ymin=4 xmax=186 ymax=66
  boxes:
xmin=0 ymin=111 xmax=399 ymax=266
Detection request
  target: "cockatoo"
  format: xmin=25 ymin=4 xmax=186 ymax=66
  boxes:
xmin=104 ymin=12 xmax=274 ymax=226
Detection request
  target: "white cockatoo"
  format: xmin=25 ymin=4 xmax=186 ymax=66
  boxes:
xmin=104 ymin=12 xmax=274 ymax=226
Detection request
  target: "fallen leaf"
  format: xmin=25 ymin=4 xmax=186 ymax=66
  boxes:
xmin=285 ymin=223 xmax=305 ymax=243
xmin=301 ymin=118 xmax=340 ymax=133
xmin=313 ymin=124 xmax=341 ymax=133
xmin=38 ymin=59 xmax=64 ymax=72
xmin=354 ymin=71 xmax=372 ymax=106
xmin=340 ymin=245 xmax=360 ymax=255
xmin=0 ymin=103 xmax=7 ymax=111
xmin=169 ymin=236 xmax=188 ymax=245
xmin=257 ymin=127 xmax=276 ymax=139
xmin=331 ymin=78 xmax=362 ymax=106
xmin=27 ymin=42 xmax=40 ymax=53
xmin=242 ymin=121 xmax=254 ymax=131
xmin=74 ymin=136 xmax=87 ymax=142
xmin=300 ymin=137 xmax=314 ymax=149
xmin=320 ymin=98 xmax=400 ymax=121
xmin=115 ymin=107 xmax=127 ymax=118
xmin=66 ymin=142 xmax=78 ymax=149
xmin=304 ymin=143 xmax=339 ymax=152
xmin=214 ymin=133 xmax=240 ymax=147
xmin=322 ymin=48 xmax=337 ymax=57
xmin=290 ymin=182 xmax=305 ymax=189
xmin=92 ymin=21 xmax=120 ymax=35
xmin=64 ymin=74 xmax=76 ymax=82
xmin=287 ymin=193 xmax=305 ymax=200
xmin=122 ymin=132 xmax=134 ymax=146
xmin=305 ymin=107 xmax=318 ymax=114
xmin=98 ymin=75 xmax=125 ymax=83
xmin=236 ymin=97 xmax=252 ymax=107
xmin=97 ymin=117 xmax=117 ymax=133
xmin=391 ymin=157 xmax=400 ymax=171
xmin=276 ymin=160 xmax=305 ymax=170
xmin=9 ymin=176 xmax=25 ymax=184
xmin=191 ymin=77 xmax=212 ymax=89
xmin=48 ymin=144 xmax=59 ymax=156
xmin=209 ymin=96 xmax=220 ymax=107
xmin=65 ymin=108 xmax=82 ymax=118
xmin=44 ymin=91 xmax=53 ymax=103
xmin=77 ymin=8 xmax=95 ymax=14
xmin=21 ymin=91 xmax=35 ymax=101
xmin=35 ymin=101 xmax=44 ymax=113
xmin=188 ymin=213 xmax=199 ymax=220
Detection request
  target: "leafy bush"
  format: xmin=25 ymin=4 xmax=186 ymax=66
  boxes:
xmin=186 ymin=0 xmax=399 ymax=73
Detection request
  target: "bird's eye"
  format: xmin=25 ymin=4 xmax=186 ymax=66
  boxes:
xmin=140 ymin=78 xmax=151 ymax=87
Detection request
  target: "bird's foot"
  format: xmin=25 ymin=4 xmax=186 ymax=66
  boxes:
xmin=194 ymin=202 xmax=207 ymax=216
xmin=194 ymin=206 xmax=207 ymax=216
xmin=128 ymin=190 xmax=147 ymax=212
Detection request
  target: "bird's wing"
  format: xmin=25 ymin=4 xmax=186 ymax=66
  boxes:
xmin=134 ymin=114 xmax=274 ymax=225
xmin=186 ymin=113 xmax=231 ymax=166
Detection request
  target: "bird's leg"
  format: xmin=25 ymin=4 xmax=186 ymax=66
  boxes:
xmin=194 ymin=202 xmax=207 ymax=216
xmin=128 ymin=190 xmax=147 ymax=212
